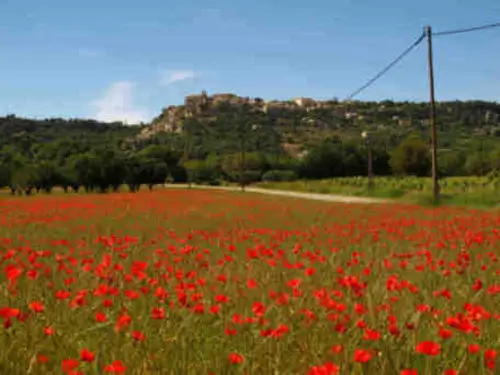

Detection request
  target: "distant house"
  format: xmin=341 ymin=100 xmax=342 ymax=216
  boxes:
xmin=294 ymin=98 xmax=316 ymax=108
xmin=263 ymin=101 xmax=292 ymax=114
xmin=485 ymin=111 xmax=499 ymax=123
xmin=212 ymin=93 xmax=240 ymax=105
xmin=283 ymin=143 xmax=308 ymax=159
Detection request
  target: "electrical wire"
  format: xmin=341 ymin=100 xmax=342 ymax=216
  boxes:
xmin=433 ymin=21 xmax=500 ymax=36
xmin=345 ymin=32 xmax=425 ymax=101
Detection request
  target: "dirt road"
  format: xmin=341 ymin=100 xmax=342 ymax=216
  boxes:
xmin=164 ymin=184 xmax=388 ymax=204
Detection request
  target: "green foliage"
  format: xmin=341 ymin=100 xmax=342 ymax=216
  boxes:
xmin=438 ymin=149 xmax=465 ymax=177
xmin=32 ymin=161 xmax=59 ymax=193
xmin=491 ymin=147 xmax=500 ymax=171
xmin=221 ymin=152 xmax=267 ymax=182
xmin=257 ymin=176 xmax=500 ymax=208
xmin=262 ymin=170 xmax=298 ymax=182
xmin=1 ymin=96 xmax=500 ymax=195
xmin=300 ymin=141 xmax=343 ymax=179
xmin=390 ymin=135 xmax=431 ymax=177
xmin=240 ymin=170 xmax=263 ymax=185
xmin=184 ymin=160 xmax=220 ymax=185
xmin=266 ymin=156 xmax=299 ymax=171
xmin=463 ymin=153 xmax=491 ymax=176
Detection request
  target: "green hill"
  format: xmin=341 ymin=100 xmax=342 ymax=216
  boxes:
xmin=0 ymin=93 xmax=499 ymax=195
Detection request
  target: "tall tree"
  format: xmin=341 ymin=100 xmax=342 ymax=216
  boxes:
xmin=390 ymin=135 xmax=431 ymax=177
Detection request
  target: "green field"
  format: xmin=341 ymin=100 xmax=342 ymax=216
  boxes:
xmin=0 ymin=189 xmax=499 ymax=374
xmin=257 ymin=176 xmax=500 ymax=208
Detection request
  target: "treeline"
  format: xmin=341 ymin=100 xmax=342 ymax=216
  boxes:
xmin=1 ymin=130 xmax=499 ymax=196
xmin=1 ymin=99 xmax=500 ymax=196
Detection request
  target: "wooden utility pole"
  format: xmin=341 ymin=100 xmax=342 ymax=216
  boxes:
xmin=240 ymin=132 xmax=246 ymax=192
xmin=367 ymin=138 xmax=373 ymax=191
xmin=425 ymin=25 xmax=440 ymax=203
xmin=362 ymin=131 xmax=374 ymax=191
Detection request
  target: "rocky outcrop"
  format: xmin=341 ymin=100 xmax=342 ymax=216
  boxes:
xmin=138 ymin=91 xmax=319 ymax=139
xmin=138 ymin=105 xmax=185 ymax=139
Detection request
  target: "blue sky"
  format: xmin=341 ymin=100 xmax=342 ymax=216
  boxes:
xmin=0 ymin=0 xmax=499 ymax=123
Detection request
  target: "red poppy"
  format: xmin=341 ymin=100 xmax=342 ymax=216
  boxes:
xmin=29 ymin=301 xmax=44 ymax=313
xmin=400 ymin=370 xmax=418 ymax=375
xmin=132 ymin=330 xmax=146 ymax=342
xmin=308 ymin=362 xmax=340 ymax=375
xmin=37 ymin=354 xmax=49 ymax=364
xmin=484 ymin=349 xmax=497 ymax=370
xmin=416 ymin=341 xmax=441 ymax=356
xmin=80 ymin=349 xmax=95 ymax=363
xmin=364 ymin=328 xmax=381 ymax=341
xmin=468 ymin=344 xmax=481 ymax=354
xmin=331 ymin=344 xmax=343 ymax=354
xmin=61 ymin=359 xmax=79 ymax=373
xmin=104 ymin=360 xmax=126 ymax=373
xmin=228 ymin=353 xmax=244 ymax=364
xmin=95 ymin=312 xmax=108 ymax=323
xmin=353 ymin=349 xmax=372 ymax=363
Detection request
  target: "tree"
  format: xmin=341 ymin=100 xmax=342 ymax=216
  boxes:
xmin=141 ymin=161 xmax=168 ymax=190
xmin=221 ymin=152 xmax=267 ymax=182
xmin=184 ymin=160 xmax=219 ymax=185
xmin=390 ymin=136 xmax=431 ymax=177
xmin=1 ymin=97 xmax=500 ymax=194
xmin=58 ymin=164 xmax=81 ymax=193
xmin=438 ymin=150 xmax=466 ymax=177
xmin=371 ymin=146 xmax=392 ymax=176
xmin=340 ymin=140 xmax=365 ymax=177
xmin=490 ymin=147 xmax=500 ymax=172
xmin=463 ymin=153 xmax=491 ymax=176
xmin=10 ymin=165 xmax=38 ymax=195
xmin=99 ymin=150 xmax=128 ymax=192
xmin=32 ymin=161 xmax=59 ymax=193
xmin=68 ymin=153 xmax=101 ymax=192
xmin=299 ymin=141 xmax=343 ymax=179
xmin=123 ymin=155 xmax=143 ymax=192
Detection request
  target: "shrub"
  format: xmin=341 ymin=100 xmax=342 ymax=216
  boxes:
xmin=232 ymin=170 xmax=263 ymax=185
xmin=262 ymin=170 xmax=298 ymax=182
xmin=184 ymin=160 xmax=219 ymax=185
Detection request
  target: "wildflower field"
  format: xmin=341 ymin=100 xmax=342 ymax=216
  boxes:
xmin=0 ymin=190 xmax=499 ymax=375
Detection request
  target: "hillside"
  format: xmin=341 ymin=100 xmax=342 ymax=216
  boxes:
xmin=140 ymin=91 xmax=500 ymax=156
xmin=1 ymin=94 xmax=499 ymax=194
xmin=2 ymin=94 xmax=499 ymax=157
xmin=0 ymin=115 xmax=143 ymax=151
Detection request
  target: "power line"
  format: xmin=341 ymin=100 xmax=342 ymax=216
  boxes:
xmin=345 ymin=32 xmax=425 ymax=101
xmin=433 ymin=21 xmax=500 ymax=37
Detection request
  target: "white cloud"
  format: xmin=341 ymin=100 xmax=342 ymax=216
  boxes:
xmin=91 ymin=81 xmax=150 ymax=124
xmin=159 ymin=70 xmax=197 ymax=86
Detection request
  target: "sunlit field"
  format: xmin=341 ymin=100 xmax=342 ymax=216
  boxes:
xmin=0 ymin=190 xmax=499 ymax=374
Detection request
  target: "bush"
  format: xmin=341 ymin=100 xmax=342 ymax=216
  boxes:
xmin=262 ymin=170 xmax=298 ymax=182
xmin=184 ymin=160 xmax=219 ymax=185
xmin=170 ymin=165 xmax=188 ymax=183
xmin=232 ymin=170 xmax=263 ymax=185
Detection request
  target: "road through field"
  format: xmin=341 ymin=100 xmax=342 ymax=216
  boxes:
xmin=164 ymin=184 xmax=389 ymax=204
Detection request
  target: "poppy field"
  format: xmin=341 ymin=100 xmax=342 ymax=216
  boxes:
xmin=0 ymin=189 xmax=499 ymax=375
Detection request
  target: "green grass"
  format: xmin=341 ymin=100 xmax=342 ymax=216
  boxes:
xmin=256 ymin=177 xmax=500 ymax=209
